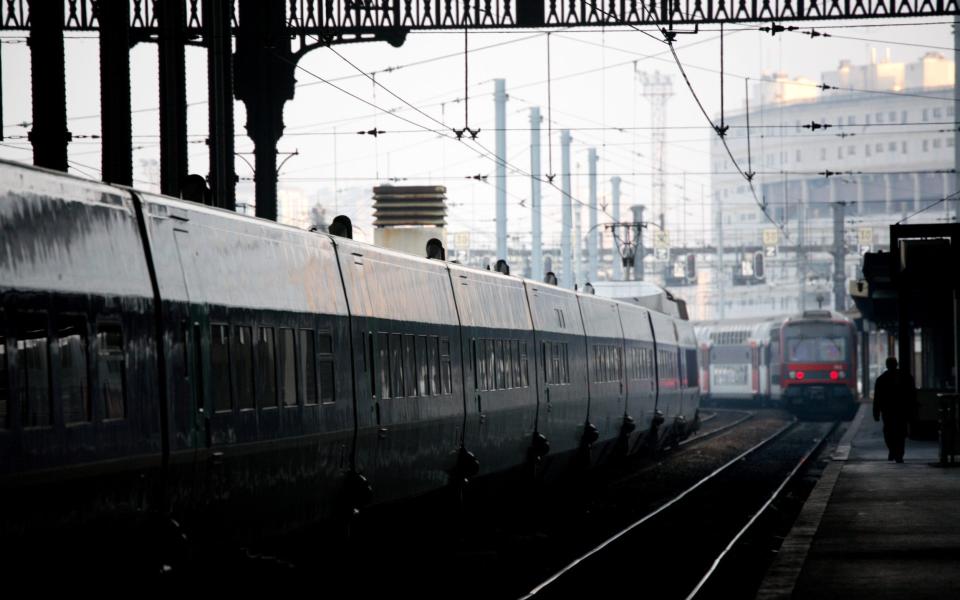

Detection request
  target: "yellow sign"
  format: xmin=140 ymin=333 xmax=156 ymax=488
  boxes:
xmin=453 ymin=232 xmax=471 ymax=248
xmin=762 ymin=228 xmax=779 ymax=247
xmin=858 ymin=228 xmax=872 ymax=245
xmin=653 ymin=231 xmax=670 ymax=248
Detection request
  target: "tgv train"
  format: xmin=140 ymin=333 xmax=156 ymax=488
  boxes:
xmin=696 ymin=311 xmax=858 ymax=416
xmin=0 ymin=159 xmax=699 ymax=559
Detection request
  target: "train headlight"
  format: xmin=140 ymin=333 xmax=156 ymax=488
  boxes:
xmin=796 ymin=371 xmax=805 ymax=380
xmin=789 ymin=370 xmax=796 ymax=379
xmin=829 ymin=370 xmax=839 ymax=380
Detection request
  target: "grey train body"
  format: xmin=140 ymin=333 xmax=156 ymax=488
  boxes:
xmin=0 ymin=159 xmax=699 ymax=544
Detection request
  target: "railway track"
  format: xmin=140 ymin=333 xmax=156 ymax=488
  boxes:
xmin=519 ymin=419 xmax=837 ymax=600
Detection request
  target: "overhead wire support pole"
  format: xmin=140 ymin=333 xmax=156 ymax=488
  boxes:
xmin=158 ymin=0 xmax=188 ymax=197
xmin=588 ymin=147 xmax=599 ymax=283
xmin=561 ymin=129 xmax=573 ymax=288
xmin=495 ymin=79 xmax=508 ymax=261
xmin=531 ymin=106 xmax=543 ymax=282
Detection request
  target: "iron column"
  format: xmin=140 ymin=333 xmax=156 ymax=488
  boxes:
xmin=28 ymin=0 xmax=69 ymax=172
xmin=158 ymin=0 xmax=187 ymax=196
xmin=204 ymin=0 xmax=236 ymax=210
xmin=99 ymin=0 xmax=132 ymax=185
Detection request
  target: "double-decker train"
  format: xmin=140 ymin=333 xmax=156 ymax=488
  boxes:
xmin=696 ymin=310 xmax=858 ymax=416
xmin=0 ymin=159 xmax=699 ymax=569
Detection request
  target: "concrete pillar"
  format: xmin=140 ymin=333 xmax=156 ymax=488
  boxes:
xmin=28 ymin=0 xmax=69 ymax=171
xmin=856 ymin=176 xmax=864 ymax=215
xmin=494 ymin=79 xmax=507 ymax=260
xmin=913 ymin=172 xmax=921 ymax=211
xmin=588 ymin=147 xmax=598 ymax=283
xmin=99 ymin=0 xmax=132 ymax=185
xmin=530 ymin=107 xmax=543 ymax=282
xmin=561 ymin=130 xmax=573 ymax=288
xmin=611 ymin=176 xmax=622 ymax=280
xmin=884 ymin=173 xmax=893 ymax=214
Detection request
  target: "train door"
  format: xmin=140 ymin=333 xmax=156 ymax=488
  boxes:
xmin=172 ymin=228 xmax=212 ymax=451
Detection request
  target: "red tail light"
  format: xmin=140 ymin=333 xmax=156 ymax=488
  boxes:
xmin=829 ymin=370 xmax=839 ymax=380
xmin=796 ymin=371 xmax=805 ymax=380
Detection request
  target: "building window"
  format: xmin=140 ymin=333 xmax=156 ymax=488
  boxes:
xmin=865 ymin=114 xmax=871 ymax=125
xmin=848 ymin=145 xmax=856 ymax=156
xmin=933 ymin=138 xmax=942 ymax=149
xmin=819 ymin=148 xmax=826 ymax=161
xmin=902 ymin=141 xmax=908 ymax=154
xmin=923 ymin=108 xmax=929 ymax=121
xmin=923 ymin=140 xmax=929 ymax=152
xmin=865 ymin=144 xmax=871 ymax=157
xmin=901 ymin=110 xmax=908 ymax=123
xmin=888 ymin=142 xmax=896 ymax=152
xmin=847 ymin=115 xmax=856 ymax=125
xmin=795 ymin=149 xmax=802 ymax=162
xmin=876 ymin=143 xmax=883 ymax=152
xmin=949 ymin=138 xmax=955 ymax=148
xmin=933 ymin=107 xmax=943 ymax=119
xmin=888 ymin=111 xmax=896 ymax=123
xmin=875 ymin=112 xmax=883 ymax=123
xmin=837 ymin=147 xmax=842 ymax=159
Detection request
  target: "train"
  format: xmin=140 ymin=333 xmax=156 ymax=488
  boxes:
xmin=696 ymin=310 xmax=858 ymax=416
xmin=0 ymin=159 xmax=699 ymax=569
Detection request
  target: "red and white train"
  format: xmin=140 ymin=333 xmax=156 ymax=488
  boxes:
xmin=696 ymin=310 xmax=858 ymax=416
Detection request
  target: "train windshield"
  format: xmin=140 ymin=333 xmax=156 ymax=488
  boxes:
xmin=783 ymin=323 xmax=849 ymax=363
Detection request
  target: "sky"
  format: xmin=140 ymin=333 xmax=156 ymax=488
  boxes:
xmin=0 ymin=17 xmax=954 ymax=249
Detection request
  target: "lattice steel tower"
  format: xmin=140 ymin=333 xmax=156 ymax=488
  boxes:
xmin=636 ymin=70 xmax=673 ymax=228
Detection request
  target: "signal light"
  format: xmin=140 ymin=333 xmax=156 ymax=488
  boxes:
xmin=830 ymin=370 xmax=839 ymax=380
xmin=796 ymin=370 xmax=805 ymax=380
xmin=753 ymin=251 xmax=765 ymax=280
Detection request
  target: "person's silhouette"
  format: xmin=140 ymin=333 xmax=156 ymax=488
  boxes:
xmin=328 ymin=215 xmax=353 ymax=239
xmin=426 ymin=238 xmax=445 ymax=260
xmin=180 ymin=174 xmax=210 ymax=204
xmin=873 ymin=357 xmax=917 ymax=463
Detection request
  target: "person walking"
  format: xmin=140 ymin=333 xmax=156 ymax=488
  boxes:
xmin=873 ymin=357 xmax=917 ymax=463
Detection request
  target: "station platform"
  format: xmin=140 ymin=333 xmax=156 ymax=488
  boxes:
xmin=757 ymin=404 xmax=960 ymax=600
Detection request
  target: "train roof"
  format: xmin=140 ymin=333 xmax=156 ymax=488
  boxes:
xmin=0 ymin=159 xmax=690 ymax=328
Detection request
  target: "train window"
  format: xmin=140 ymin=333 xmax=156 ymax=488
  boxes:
xmin=494 ymin=340 xmax=504 ymax=390
xmin=257 ymin=327 xmax=278 ymax=407
xmin=484 ymin=339 xmax=495 ymax=393
xmin=472 ymin=339 xmax=481 ymax=391
xmin=510 ymin=340 xmax=519 ymax=388
xmin=616 ymin=347 xmax=623 ymax=382
xmin=504 ymin=340 xmax=514 ymax=389
xmin=416 ymin=335 xmax=429 ymax=396
xmin=97 ymin=323 xmax=126 ymax=420
xmin=211 ymin=324 xmax=232 ymax=412
xmin=389 ymin=333 xmax=403 ymax=399
xmin=542 ymin=341 xmax=552 ymax=384
xmin=377 ymin=333 xmax=390 ymax=400
xmin=440 ymin=337 xmax=451 ymax=395
xmin=235 ymin=327 xmax=255 ymax=410
xmin=0 ymin=333 xmax=7 ymax=428
xmin=430 ymin=336 xmax=441 ymax=396
xmin=58 ymin=317 xmax=90 ymax=423
xmin=319 ymin=333 xmax=335 ymax=403
xmin=686 ymin=349 xmax=698 ymax=387
xmin=300 ymin=330 xmax=318 ymax=405
xmin=520 ymin=342 xmax=529 ymax=387
xmin=403 ymin=334 xmax=417 ymax=398
xmin=280 ymin=328 xmax=297 ymax=406
xmin=18 ymin=314 xmax=52 ymax=427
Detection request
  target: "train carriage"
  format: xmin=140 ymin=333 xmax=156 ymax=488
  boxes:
xmin=0 ymin=158 xmax=700 ymax=569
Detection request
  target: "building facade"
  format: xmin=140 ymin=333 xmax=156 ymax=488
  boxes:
xmin=709 ymin=52 xmax=956 ymax=320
